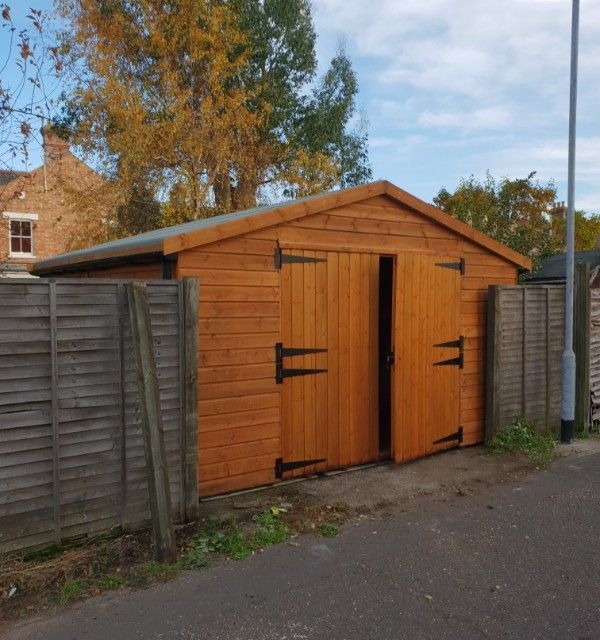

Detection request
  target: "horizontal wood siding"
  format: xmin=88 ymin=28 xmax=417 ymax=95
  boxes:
xmin=176 ymin=233 xmax=280 ymax=496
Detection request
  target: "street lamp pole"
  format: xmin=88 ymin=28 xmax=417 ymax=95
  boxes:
xmin=561 ymin=0 xmax=580 ymax=443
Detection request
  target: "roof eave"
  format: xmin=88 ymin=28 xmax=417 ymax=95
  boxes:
xmin=32 ymin=248 xmax=164 ymax=276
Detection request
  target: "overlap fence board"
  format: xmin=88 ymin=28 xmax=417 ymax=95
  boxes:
xmin=0 ymin=278 xmax=197 ymax=554
xmin=486 ymin=285 xmax=565 ymax=438
xmin=590 ymin=288 xmax=600 ymax=422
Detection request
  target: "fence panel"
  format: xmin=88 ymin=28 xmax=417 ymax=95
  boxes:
xmin=590 ymin=288 xmax=600 ymax=423
xmin=486 ymin=285 xmax=564 ymax=438
xmin=0 ymin=278 xmax=196 ymax=553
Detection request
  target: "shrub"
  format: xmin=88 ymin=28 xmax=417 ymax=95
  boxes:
xmin=487 ymin=417 xmax=556 ymax=466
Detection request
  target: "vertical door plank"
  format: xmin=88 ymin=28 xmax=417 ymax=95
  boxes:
xmin=280 ymin=252 xmax=293 ymax=466
xmin=327 ymin=252 xmax=340 ymax=469
xmin=358 ymin=253 xmax=371 ymax=463
xmin=348 ymin=253 xmax=361 ymax=462
xmin=290 ymin=251 xmax=305 ymax=475
xmin=315 ymin=252 xmax=328 ymax=471
xmin=368 ymin=254 xmax=380 ymax=460
xmin=303 ymin=252 xmax=316 ymax=475
xmin=338 ymin=252 xmax=351 ymax=466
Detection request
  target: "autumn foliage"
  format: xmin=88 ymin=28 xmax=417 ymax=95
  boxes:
xmin=55 ymin=0 xmax=370 ymax=241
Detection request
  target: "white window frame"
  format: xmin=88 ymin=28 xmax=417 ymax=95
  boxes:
xmin=3 ymin=212 xmax=38 ymax=258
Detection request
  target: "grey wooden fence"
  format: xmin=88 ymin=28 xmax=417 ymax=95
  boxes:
xmin=486 ymin=266 xmax=591 ymax=438
xmin=589 ymin=287 xmax=600 ymax=423
xmin=486 ymin=285 xmax=565 ymax=438
xmin=0 ymin=278 xmax=198 ymax=553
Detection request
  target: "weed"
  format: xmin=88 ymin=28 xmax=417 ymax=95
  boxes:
xmin=58 ymin=580 xmax=88 ymax=605
xmin=576 ymin=429 xmax=590 ymax=439
xmin=95 ymin=574 xmax=123 ymax=591
xmin=23 ymin=544 xmax=65 ymax=563
xmin=183 ymin=539 xmax=210 ymax=569
xmin=253 ymin=510 xmax=290 ymax=548
xmin=333 ymin=501 xmax=352 ymax=516
xmin=487 ymin=418 xmax=556 ymax=466
xmin=135 ymin=561 xmax=179 ymax=583
xmin=318 ymin=522 xmax=340 ymax=538
xmin=184 ymin=516 xmax=252 ymax=565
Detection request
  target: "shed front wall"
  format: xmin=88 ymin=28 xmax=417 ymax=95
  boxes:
xmin=176 ymin=194 xmax=518 ymax=497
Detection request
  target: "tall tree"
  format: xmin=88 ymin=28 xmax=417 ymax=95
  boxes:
xmin=0 ymin=4 xmax=62 ymax=199
xmin=56 ymin=0 xmax=265 ymax=226
xmin=56 ymin=0 xmax=371 ymax=234
xmin=434 ymin=172 xmax=557 ymax=270
xmin=550 ymin=210 xmax=600 ymax=253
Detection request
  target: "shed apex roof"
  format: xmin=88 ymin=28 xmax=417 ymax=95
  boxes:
xmin=32 ymin=180 xmax=531 ymax=275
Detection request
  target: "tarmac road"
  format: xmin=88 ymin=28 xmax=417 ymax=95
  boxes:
xmin=4 ymin=450 xmax=600 ymax=640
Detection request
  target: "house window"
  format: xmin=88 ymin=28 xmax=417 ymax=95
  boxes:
xmin=3 ymin=212 xmax=38 ymax=257
xmin=10 ymin=220 xmax=33 ymax=256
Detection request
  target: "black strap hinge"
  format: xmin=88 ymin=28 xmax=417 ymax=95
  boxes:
xmin=434 ymin=335 xmax=464 ymax=369
xmin=275 ymin=342 xmax=328 ymax=383
xmin=435 ymin=257 xmax=465 ymax=275
xmin=433 ymin=426 xmax=463 ymax=446
xmin=275 ymin=457 xmax=327 ymax=479
xmin=274 ymin=247 xmax=327 ymax=269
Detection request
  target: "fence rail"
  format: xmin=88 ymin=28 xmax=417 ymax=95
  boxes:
xmin=0 ymin=278 xmax=198 ymax=553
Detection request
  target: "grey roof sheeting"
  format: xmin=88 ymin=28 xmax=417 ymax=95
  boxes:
xmin=32 ymin=189 xmax=334 ymax=274
xmin=0 ymin=169 xmax=28 ymax=187
xmin=528 ymin=249 xmax=600 ymax=282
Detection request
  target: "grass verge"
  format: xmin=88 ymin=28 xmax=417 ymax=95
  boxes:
xmin=487 ymin=418 xmax=556 ymax=466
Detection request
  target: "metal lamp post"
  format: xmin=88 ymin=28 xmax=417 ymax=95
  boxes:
xmin=560 ymin=0 xmax=580 ymax=443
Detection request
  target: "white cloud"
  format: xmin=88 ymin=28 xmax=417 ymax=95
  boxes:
xmin=418 ymin=106 xmax=513 ymax=130
xmin=313 ymin=0 xmax=600 ymax=210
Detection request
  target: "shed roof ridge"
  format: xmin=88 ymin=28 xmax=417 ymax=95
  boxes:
xmin=32 ymin=179 xmax=531 ymax=275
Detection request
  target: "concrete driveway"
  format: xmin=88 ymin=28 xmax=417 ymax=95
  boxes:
xmin=4 ymin=446 xmax=600 ymax=640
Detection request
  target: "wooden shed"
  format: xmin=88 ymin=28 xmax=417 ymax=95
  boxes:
xmin=33 ymin=180 xmax=531 ymax=497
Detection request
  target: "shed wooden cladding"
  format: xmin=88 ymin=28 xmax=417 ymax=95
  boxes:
xmin=33 ymin=180 xmax=530 ymax=497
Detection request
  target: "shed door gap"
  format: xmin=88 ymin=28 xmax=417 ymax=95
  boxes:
xmin=378 ymin=256 xmax=394 ymax=458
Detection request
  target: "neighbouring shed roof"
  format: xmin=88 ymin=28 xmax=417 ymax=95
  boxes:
xmin=32 ymin=180 xmax=532 ymax=275
xmin=528 ymin=249 xmax=600 ymax=282
xmin=0 ymin=169 xmax=28 ymax=187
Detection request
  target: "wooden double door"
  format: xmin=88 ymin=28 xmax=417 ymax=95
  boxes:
xmin=278 ymin=249 xmax=463 ymax=479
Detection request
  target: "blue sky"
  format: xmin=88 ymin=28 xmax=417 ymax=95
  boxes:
xmin=3 ymin=0 xmax=599 ymax=212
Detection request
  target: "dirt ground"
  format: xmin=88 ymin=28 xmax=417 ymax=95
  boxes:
xmin=201 ymin=438 xmax=600 ymax=517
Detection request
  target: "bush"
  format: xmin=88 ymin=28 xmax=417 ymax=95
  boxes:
xmin=487 ymin=418 xmax=556 ymax=466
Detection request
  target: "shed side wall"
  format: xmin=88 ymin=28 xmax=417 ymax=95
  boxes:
xmin=176 ymin=232 xmax=280 ymax=496
xmin=64 ymin=261 xmax=163 ymax=279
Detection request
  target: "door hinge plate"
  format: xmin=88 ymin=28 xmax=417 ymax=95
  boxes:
xmin=435 ymin=257 xmax=465 ymax=275
xmin=275 ymin=342 xmax=328 ymax=383
xmin=434 ymin=335 xmax=464 ymax=369
xmin=275 ymin=457 xmax=326 ymax=479
xmin=274 ymin=247 xmax=327 ymax=270
xmin=433 ymin=426 xmax=463 ymax=446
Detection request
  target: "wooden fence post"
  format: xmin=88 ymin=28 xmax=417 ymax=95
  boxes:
xmin=574 ymin=262 xmax=591 ymax=431
xmin=127 ymin=282 xmax=177 ymax=563
xmin=182 ymin=277 xmax=199 ymax=521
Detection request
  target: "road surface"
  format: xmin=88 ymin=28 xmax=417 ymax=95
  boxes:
xmin=5 ymin=450 xmax=600 ymax=639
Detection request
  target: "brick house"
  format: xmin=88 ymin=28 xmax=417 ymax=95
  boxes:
xmin=0 ymin=127 xmax=106 ymax=277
